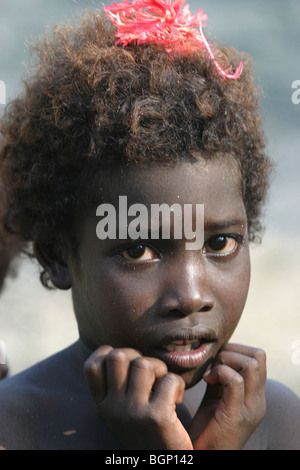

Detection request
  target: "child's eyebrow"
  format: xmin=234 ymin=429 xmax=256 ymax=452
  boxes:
xmin=116 ymin=225 xmax=178 ymax=240
xmin=116 ymin=218 xmax=247 ymax=234
xmin=204 ymin=218 xmax=247 ymax=232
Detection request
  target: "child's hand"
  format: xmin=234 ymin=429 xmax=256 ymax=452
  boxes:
xmin=189 ymin=343 xmax=267 ymax=450
xmin=84 ymin=344 xmax=266 ymax=450
xmin=84 ymin=346 xmax=193 ymax=450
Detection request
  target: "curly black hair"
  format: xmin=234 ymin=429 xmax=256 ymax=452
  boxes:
xmin=0 ymin=184 xmax=24 ymax=291
xmin=0 ymin=11 xmax=271 ymax=275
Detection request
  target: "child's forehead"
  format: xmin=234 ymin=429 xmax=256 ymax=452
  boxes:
xmin=75 ymin=155 xmax=246 ymax=245
xmin=95 ymin=155 xmax=242 ymax=203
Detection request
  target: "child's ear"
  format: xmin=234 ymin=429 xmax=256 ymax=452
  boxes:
xmin=33 ymin=242 xmax=72 ymax=290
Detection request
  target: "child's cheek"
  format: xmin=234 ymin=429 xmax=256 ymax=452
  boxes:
xmin=218 ymin=251 xmax=251 ymax=340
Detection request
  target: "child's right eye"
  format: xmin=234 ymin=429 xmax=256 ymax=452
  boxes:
xmin=119 ymin=243 xmax=160 ymax=262
xmin=202 ymin=234 xmax=244 ymax=257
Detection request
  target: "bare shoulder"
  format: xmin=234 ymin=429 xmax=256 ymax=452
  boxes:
xmin=0 ymin=368 xmax=41 ymax=449
xmin=0 ymin=344 xmax=80 ymax=449
xmin=0 ymin=343 xmax=121 ymax=449
xmin=263 ymin=378 xmax=300 ymax=450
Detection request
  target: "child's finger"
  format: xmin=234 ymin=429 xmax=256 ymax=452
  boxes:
xmin=127 ymin=356 xmax=168 ymax=403
xmin=210 ymin=351 xmax=260 ymax=408
xmin=84 ymin=345 xmax=142 ymax=400
xmin=210 ymin=344 xmax=266 ymax=407
xmin=151 ymin=372 xmax=186 ymax=407
xmin=84 ymin=345 xmax=114 ymax=400
xmin=203 ymin=363 xmax=245 ymax=410
xmin=105 ymin=348 xmax=137 ymax=395
xmin=220 ymin=343 xmax=267 ymax=383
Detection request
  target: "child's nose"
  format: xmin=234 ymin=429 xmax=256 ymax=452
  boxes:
xmin=158 ymin=255 xmax=214 ymax=317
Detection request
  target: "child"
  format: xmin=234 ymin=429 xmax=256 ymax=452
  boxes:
xmin=0 ymin=1 xmax=299 ymax=450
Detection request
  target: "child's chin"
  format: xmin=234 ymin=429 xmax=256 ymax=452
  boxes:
xmin=179 ymin=360 xmax=213 ymax=390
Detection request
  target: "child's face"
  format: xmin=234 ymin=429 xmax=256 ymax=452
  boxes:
xmin=68 ymin=156 xmax=250 ymax=388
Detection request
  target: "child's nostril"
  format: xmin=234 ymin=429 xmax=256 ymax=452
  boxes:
xmin=201 ymin=306 xmax=212 ymax=312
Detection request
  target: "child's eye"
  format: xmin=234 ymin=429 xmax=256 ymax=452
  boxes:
xmin=203 ymin=235 xmax=243 ymax=257
xmin=119 ymin=244 xmax=159 ymax=262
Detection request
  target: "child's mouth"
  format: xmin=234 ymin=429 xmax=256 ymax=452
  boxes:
xmin=157 ymin=330 xmax=217 ymax=370
xmin=164 ymin=339 xmax=204 ymax=352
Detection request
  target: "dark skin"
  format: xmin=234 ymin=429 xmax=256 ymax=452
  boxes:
xmin=55 ymin=156 xmax=266 ymax=449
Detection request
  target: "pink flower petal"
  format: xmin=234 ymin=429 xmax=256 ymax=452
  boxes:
xmin=104 ymin=0 xmax=243 ymax=79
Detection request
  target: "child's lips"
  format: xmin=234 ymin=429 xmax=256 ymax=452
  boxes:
xmin=159 ymin=327 xmax=217 ymax=349
xmin=155 ymin=328 xmax=217 ymax=370
xmin=161 ymin=341 xmax=215 ymax=370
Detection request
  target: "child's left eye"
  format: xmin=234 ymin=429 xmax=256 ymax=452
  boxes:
xmin=120 ymin=244 xmax=159 ymax=262
xmin=203 ymin=235 xmax=243 ymax=256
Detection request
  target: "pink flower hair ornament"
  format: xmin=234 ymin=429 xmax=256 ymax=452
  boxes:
xmin=104 ymin=0 xmax=243 ymax=80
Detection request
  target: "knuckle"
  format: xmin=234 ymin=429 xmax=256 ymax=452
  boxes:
xmin=150 ymin=357 xmax=168 ymax=375
xmin=131 ymin=356 xmax=152 ymax=373
xmin=231 ymin=373 xmax=244 ymax=388
xmin=166 ymin=372 xmax=182 ymax=385
xmin=253 ymin=348 xmax=267 ymax=364
xmin=246 ymin=357 xmax=260 ymax=373
xmin=106 ymin=349 xmax=127 ymax=364
xmin=83 ymin=359 xmax=99 ymax=379
xmin=162 ymin=372 xmax=185 ymax=393
xmin=164 ymin=372 xmax=180 ymax=386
